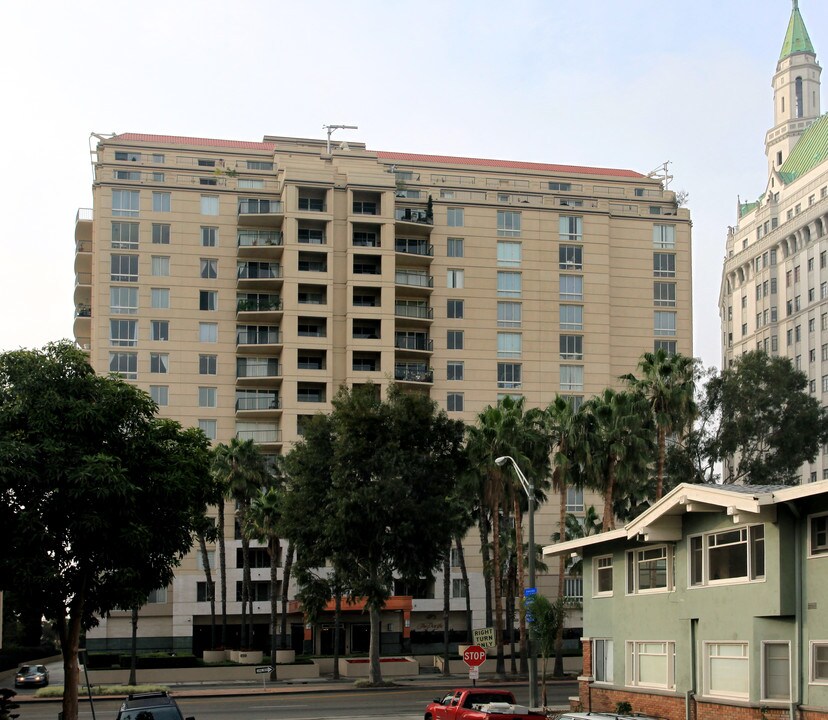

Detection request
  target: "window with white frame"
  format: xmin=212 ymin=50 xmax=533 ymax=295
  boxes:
xmin=109 ymin=352 xmax=137 ymax=380
xmin=198 ymin=387 xmax=217 ymax=408
xmin=147 ymin=587 xmax=167 ymax=604
xmin=810 ymin=512 xmax=828 ymax=556
xmin=110 ymin=287 xmax=138 ymax=314
xmin=592 ymin=639 xmax=613 ymax=682
xmin=653 ymin=224 xmax=676 ymax=249
xmin=497 ymin=301 xmax=522 ymax=327
xmin=451 ymin=578 xmax=468 ymax=598
xmin=497 ymin=332 xmax=522 ymax=358
xmin=689 ymin=525 xmax=765 ymax=586
xmin=151 ymin=256 xmax=170 ymax=276
xmin=496 ymin=271 xmax=521 ymax=297
xmin=200 ymin=258 xmax=218 ymax=279
xmin=199 ymin=290 xmax=218 ymax=311
xmin=447 ymin=237 xmax=464 ymax=257
xmin=654 ymin=311 xmax=677 ymax=336
xmin=559 ymin=245 xmax=583 ymax=270
xmin=654 ymin=253 xmax=676 ymax=277
xmin=594 ymin=555 xmax=613 ymax=596
xmin=559 ymin=216 xmax=582 ymax=241
xmin=149 ymin=385 xmax=168 ymax=406
xmin=559 ymin=275 xmax=583 ymax=301
xmin=199 ymin=354 xmax=217 ymax=375
xmin=654 ymin=282 xmax=676 ymax=307
xmin=447 ymin=392 xmax=464 ymax=412
xmin=447 ymin=208 xmax=464 ymax=227
xmin=560 ymin=365 xmax=583 ymax=391
xmin=762 ymin=642 xmax=790 ymax=701
xmin=201 ymin=226 xmax=218 ymax=247
xmin=626 ymin=545 xmax=672 ymax=593
xmin=447 ymin=269 xmax=464 ymax=289
xmin=705 ymin=642 xmax=749 ymax=699
xmin=110 ymin=320 xmax=137 ymax=347
xmin=560 ymin=335 xmax=583 ymax=360
xmin=497 ymin=362 xmax=521 ymax=389
xmin=626 ymin=641 xmax=675 ymax=689
xmin=200 ymin=195 xmax=219 ymax=215
xmin=198 ymin=419 xmax=217 ymax=440
xmin=566 ymin=486 xmax=584 ymax=512
xmin=150 ymin=352 xmax=168 ymax=374
xmin=560 ymin=305 xmax=583 ymax=330
xmin=112 ymin=221 xmax=139 ymax=248
xmin=199 ymin=322 xmax=218 ymax=343
xmin=152 ymin=192 xmax=171 ymax=213
xmin=447 ymin=361 xmax=464 ymax=381
xmin=111 ymin=254 xmax=138 ymax=282
xmin=811 ymin=642 xmax=828 ymax=683
xmin=150 ymin=320 xmax=169 ymax=342
xmin=152 ymin=223 xmax=170 ymax=244
xmin=497 ymin=210 xmax=521 ymax=236
xmin=112 ymin=189 xmax=140 ymax=217
xmin=497 ymin=241 xmax=521 ymax=266
xmin=151 ymin=288 xmax=170 ymax=309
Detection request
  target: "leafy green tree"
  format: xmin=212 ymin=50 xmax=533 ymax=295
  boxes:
xmin=283 ymin=384 xmax=465 ymax=684
xmin=0 ymin=342 xmax=213 ymax=720
xmin=528 ymin=594 xmax=566 ymax=709
xmin=622 ymin=349 xmax=697 ymax=499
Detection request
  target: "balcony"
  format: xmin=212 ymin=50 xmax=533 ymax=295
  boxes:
xmin=236 ymin=359 xmax=281 ymax=386
xmin=394 ymin=334 xmax=433 ymax=352
xmin=238 ymin=199 xmax=284 ymax=226
xmin=73 ymin=304 xmax=91 ymax=342
xmin=237 ymin=262 xmax=282 ymax=290
xmin=395 ymin=207 xmax=433 ymax=235
xmin=395 ymin=270 xmax=433 ymax=290
xmin=298 ymin=197 xmax=326 ymax=213
xmin=237 ymin=327 xmax=281 ymax=352
xmin=395 ymin=238 xmax=433 ymax=259
xmin=237 ymin=230 xmax=283 ymax=258
xmin=394 ymin=363 xmax=433 ymax=384
xmin=395 ymin=302 xmax=433 ymax=321
xmin=236 ymin=393 xmax=281 ymax=418
xmin=237 ymin=295 xmax=282 ymax=312
xmin=236 ymin=428 xmax=282 ymax=446
xmin=353 ymin=200 xmax=379 ymax=216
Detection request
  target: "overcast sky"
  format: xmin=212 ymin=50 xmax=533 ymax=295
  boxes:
xmin=3 ymin=0 xmax=824 ymax=371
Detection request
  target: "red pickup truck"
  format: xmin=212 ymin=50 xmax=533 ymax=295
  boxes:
xmin=424 ymin=689 xmax=547 ymax=720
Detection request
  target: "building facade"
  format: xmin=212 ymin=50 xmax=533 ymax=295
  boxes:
xmin=720 ymin=1 xmax=828 ymax=483
xmin=74 ymin=132 xmax=692 ymax=654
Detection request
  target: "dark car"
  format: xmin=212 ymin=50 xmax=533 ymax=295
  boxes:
xmin=14 ymin=664 xmax=49 ymax=688
xmin=116 ymin=691 xmax=194 ymax=720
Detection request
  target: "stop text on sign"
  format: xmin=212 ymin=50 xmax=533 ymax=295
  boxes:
xmin=463 ymin=645 xmax=487 ymax=667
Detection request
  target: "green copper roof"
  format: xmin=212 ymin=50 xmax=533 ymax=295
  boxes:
xmin=779 ymin=113 xmax=828 ymax=183
xmin=740 ymin=201 xmax=759 ymax=218
xmin=779 ymin=1 xmax=815 ymax=60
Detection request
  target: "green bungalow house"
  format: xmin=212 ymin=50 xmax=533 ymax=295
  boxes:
xmin=543 ymin=481 xmax=828 ymax=720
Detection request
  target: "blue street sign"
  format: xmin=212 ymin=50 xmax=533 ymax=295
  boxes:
xmin=524 ymin=587 xmax=537 ymax=597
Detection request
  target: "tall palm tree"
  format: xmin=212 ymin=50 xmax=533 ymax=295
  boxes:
xmin=623 ymin=349 xmax=697 ymax=499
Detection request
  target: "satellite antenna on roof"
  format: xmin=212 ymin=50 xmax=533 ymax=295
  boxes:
xmin=323 ymin=124 xmax=358 ymax=154
xmin=647 ymin=161 xmax=673 ymax=189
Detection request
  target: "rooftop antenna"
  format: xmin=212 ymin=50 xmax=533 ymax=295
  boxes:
xmin=322 ymin=124 xmax=358 ymax=154
xmin=89 ymin=131 xmax=116 ymax=183
xmin=647 ymin=160 xmax=673 ymax=189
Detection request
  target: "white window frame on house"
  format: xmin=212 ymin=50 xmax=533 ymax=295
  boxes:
xmin=809 ymin=512 xmax=828 ymax=557
xmin=109 ymin=352 xmax=137 ymax=380
xmin=199 ymin=322 xmax=218 ymax=343
xmin=625 ymin=641 xmax=675 ymax=690
xmin=201 ymin=226 xmax=218 ymax=247
xmin=593 ymin=555 xmax=613 ymax=596
xmin=198 ymin=419 xmax=217 ymax=440
xmin=705 ymin=642 xmax=749 ymax=700
xmin=626 ymin=545 xmax=673 ymax=594
xmin=654 ymin=311 xmax=677 ymax=336
xmin=447 ymin=237 xmax=464 ymax=257
xmin=497 ymin=240 xmax=522 ymax=266
xmin=447 ymin=361 xmax=464 ymax=381
xmin=112 ymin=189 xmax=140 ymax=217
xmin=201 ymin=195 xmax=219 ymax=215
xmin=109 ymin=319 xmax=138 ymax=347
xmin=447 ymin=392 xmax=464 ymax=412
xmin=566 ymin=486 xmax=584 ymax=512
xmin=151 ymin=256 xmax=170 ymax=277
xmin=151 ymin=287 xmax=170 ymax=309
xmin=150 ymin=320 xmax=169 ymax=342
xmin=560 ymin=304 xmax=583 ymax=330
xmin=592 ymin=638 xmax=613 ymax=683
xmin=198 ymin=387 xmax=217 ymax=408
xmin=559 ymin=216 xmax=582 ymax=241
xmin=560 ymin=334 xmax=583 ymax=360
xmin=447 ymin=208 xmax=464 ymax=227
xmin=497 ymin=271 xmax=522 ymax=297
xmin=497 ymin=210 xmax=521 ymax=237
xmin=761 ymin=641 xmax=791 ymax=701
xmin=111 ymin=254 xmax=138 ymax=282
xmin=447 ymin=269 xmax=465 ymax=289
xmin=689 ymin=524 xmax=765 ymax=587
xmin=497 ymin=301 xmax=522 ymax=327
xmin=559 ymin=275 xmax=583 ymax=301
xmin=497 ymin=362 xmax=521 ymax=389
xmin=654 ymin=282 xmax=676 ymax=307
xmin=559 ymin=244 xmax=583 ymax=270
xmin=497 ymin=332 xmax=522 ymax=358
xmin=110 ymin=287 xmax=139 ymax=315
xmin=560 ymin=365 xmax=583 ymax=392
xmin=152 ymin=192 xmax=171 ymax=213
xmin=150 ymin=352 xmax=169 ymax=374
xmin=149 ymin=385 xmax=168 ymax=406
xmin=653 ymin=224 xmax=676 ymax=249
xmin=810 ymin=641 xmax=828 ymax=684
xmin=451 ymin=578 xmax=467 ymax=598
xmin=112 ymin=221 xmax=139 ymax=249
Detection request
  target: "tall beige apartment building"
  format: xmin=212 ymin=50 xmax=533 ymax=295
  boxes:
xmin=720 ymin=1 xmax=828 ymax=484
xmin=74 ymin=132 xmax=692 ymax=654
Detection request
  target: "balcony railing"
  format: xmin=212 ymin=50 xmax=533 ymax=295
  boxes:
xmin=353 ymin=202 xmax=378 ymax=215
xmin=76 ymin=208 xmax=93 ymax=223
xmin=395 ymin=304 xmax=433 ymax=320
xmin=395 ymin=271 xmax=433 ymax=287
xmin=395 ymin=208 xmax=433 ymax=224
xmin=298 ymin=198 xmax=326 ymax=212
xmin=395 ymin=239 xmax=433 ymax=256
xmin=239 ymin=199 xmax=283 ymax=215
xmin=75 ymin=273 xmax=92 ymax=286
xmin=394 ymin=365 xmax=433 ymax=383
xmin=236 ymin=429 xmax=282 ymax=443
xmin=354 ymin=264 xmax=381 ymax=275
xmin=76 ymin=240 xmax=92 ymax=253
xmin=237 ymin=297 xmax=282 ymax=312
xmin=395 ymin=335 xmax=433 ymax=351
xmin=236 ymin=396 xmax=280 ymax=411
xmin=238 ymin=230 xmax=283 ymax=247
xmin=237 ymin=360 xmax=280 ymax=378
xmin=237 ymin=329 xmax=280 ymax=345
xmin=238 ymin=264 xmax=282 ymax=279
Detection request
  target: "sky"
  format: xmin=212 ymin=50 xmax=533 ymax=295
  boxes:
xmin=3 ymin=0 xmax=826 ymax=371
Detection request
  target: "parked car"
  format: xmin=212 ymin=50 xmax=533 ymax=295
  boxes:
xmin=14 ymin=665 xmax=49 ymax=688
xmin=425 ymin=689 xmax=546 ymax=719
xmin=116 ymin=691 xmax=194 ymax=720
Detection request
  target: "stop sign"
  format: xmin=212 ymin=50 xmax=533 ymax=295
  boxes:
xmin=463 ymin=645 xmax=487 ymax=667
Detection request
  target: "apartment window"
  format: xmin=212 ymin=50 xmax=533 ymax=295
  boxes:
xmin=151 ymin=288 xmax=170 ymax=309
xmin=626 ymin=545 xmax=672 ymax=593
xmin=497 ymin=210 xmax=521 ymax=236
xmin=447 ymin=269 xmax=464 ymax=289
xmin=447 ymin=392 xmax=464 ymax=412
xmin=109 ymin=352 xmax=137 ymax=380
xmin=151 ymin=256 xmax=170 ymax=276
xmin=149 ymin=385 xmax=168 ymax=406
xmin=111 ymin=254 xmax=138 ymax=282
xmin=566 ymin=486 xmax=584 ymax=512
xmin=109 ymin=319 xmax=137 ymax=347
xmin=201 ymin=226 xmax=218 ymax=247
xmin=810 ymin=513 xmax=828 ymax=556
xmin=200 ymin=258 xmax=218 ymax=279
xmin=447 ymin=208 xmax=464 ymax=227
xmin=654 ymin=311 xmax=677 ymax=336
xmin=706 ymin=643 xmax=749 ymax=699
xmin=150 ymin=353 xmax=169 ymax=374
xmin=201 ymin=195 xmax=219 ymax=215
xmin=593 ymin=639 xmax=614 ymax=683
xmin=199 ymin=290 xmax=218 ymax=311
xmin=447 ymin=237 xmax=464 ymax=257
xmin=655 ymin=340 xmax=677 ymax=354
xmin=689 ymin=525 xmax=765 ymax=586
xmin=198 ymin=419 xmax=217 ymax=440
xmin=594 ymin=556 xmax=613 ymax=596
xmin=498 ymin=272 xmax=522 ymax=297
xmin=110 ymin=287 xmax=138 ymax=315
xmin=626 ymin=641 xmax=675 ymax=689
xmin=151 ymin=223 xmax=170 ymax=245
xmin=560 ymin=305 xmax=583 ymax=330
xmin=497 ymin=363 xmax=522 ymax=389
xmin=559 ymin=245 xmax=583 ymax=270
xmin=447 ymin=330 xmax=464 ymax=350
xmin=763 ymin=642 xmax=791 ymax=701
xmin=653 ymin=253 xmax=676 ymax=277
xmin=114 ymin=151 xmax=141 ymax=162
xmin=559 ymin=216 xmax=582 ymax=241
xmin=497 ymin=241 xmax=521 ymax=266
xmin=560 ymin=365 xmax=583 ymax=391
xmin=150 ymin=320 xmax=169 ymax=341
xmin=196 ymin=582 xmax=213 ymax=602
xmin=812 ymin=642 xmax=828 ymax=683
xmin=497 ymin=332 xmax=522 ymax=358
xmin=560 ymin=335 xmax=583 ymax=360
xmin=653 ymin=224 xmax=676 ymax=249
xmin=147 ymin=587 xmax=167 ymax=604
xmin=654 ymin=282 xmax=676 ymax=307
xmin=199 ymin=354 xmax=217 ymax=375
xmin=112 ymin=189 xmax=139 ymax=217
xmin=238 ymin=179 xmax=264 ymax=189
xmin=199 ymin=322 xmax=218 ymax=343
xmin=498 ymin=301 xmax=522 ymax=327
xmin=198 ymin=387 xmax=217 ymax=408
xmin=560 ymin=275 xmax=583 ymax=301
xmin=447 ymin=361 xmax=464 ymax=381
xmin=549 ymin=181 xmax=572 ymax=191
xmin=152 ymin=192 xmax=171 ymax=213
xmin=451 ymin=578 xmax=468 ymax=598
xmin=111 ymin=221 xmax=139 ymax=248
xmin=447 ymin=299 xmax=464 ymax=319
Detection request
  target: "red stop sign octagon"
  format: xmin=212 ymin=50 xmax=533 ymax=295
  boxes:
xmin=463 ymin=645 xmax=487 ymax=667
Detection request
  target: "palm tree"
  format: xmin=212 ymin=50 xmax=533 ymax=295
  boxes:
xmin=551 ymin=506 xmax=603 ymax=582
xmin=623 ymin=349 xmax=697 ymax=500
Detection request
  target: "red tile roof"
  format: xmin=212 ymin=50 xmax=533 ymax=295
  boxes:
xmin=114 ymin=133 xmax=276 ymax=151
xmin=377 ymin=151 xmax=644 ymax=178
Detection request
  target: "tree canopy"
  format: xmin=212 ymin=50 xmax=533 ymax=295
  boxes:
xmin=0 ymin=342 xmax=213 ymax=720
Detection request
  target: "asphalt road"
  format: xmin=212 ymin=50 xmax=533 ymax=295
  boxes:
xmin=14 ymin=683 xmax=578 ymax=720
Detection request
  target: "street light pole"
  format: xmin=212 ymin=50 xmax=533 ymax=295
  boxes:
xmin=495 ymin=455 xmax=538 ymax=710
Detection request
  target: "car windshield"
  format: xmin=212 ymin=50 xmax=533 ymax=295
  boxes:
xmin=18 ymin=666 xmax=31 ymax=674
xmin=119 ymin=709 xmax=182 ymax=720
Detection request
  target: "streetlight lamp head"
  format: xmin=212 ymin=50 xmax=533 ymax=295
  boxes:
xmin=495 ymin=456 xmax=509 ymax=467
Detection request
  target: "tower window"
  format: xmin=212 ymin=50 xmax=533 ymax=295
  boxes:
xmin=796 ymin=77 xmax=804 ymax=118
